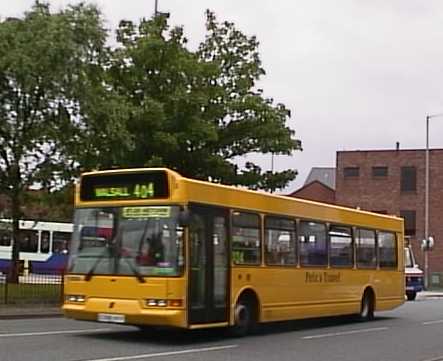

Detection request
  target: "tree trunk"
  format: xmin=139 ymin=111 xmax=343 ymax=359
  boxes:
xmin=6 ymin=188 xmax=21 ymax=284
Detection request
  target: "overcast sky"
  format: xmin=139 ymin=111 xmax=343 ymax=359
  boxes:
xmin=2 ymin=0 xmax=443 ymax=192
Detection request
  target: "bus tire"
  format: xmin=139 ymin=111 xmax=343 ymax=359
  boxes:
xmin=406 ymin=291 xmax=416 ymax=301
xmin=231 ymin=297 xmax=256 ymax=337
xmin=359 ymin=290 xmax=375 ymax=321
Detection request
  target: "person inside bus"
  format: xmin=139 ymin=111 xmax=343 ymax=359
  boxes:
xmin=136 ymin=232 xmax=165 ymax=266
xmin=0 ymin=233 xmax=10 ymax=246
xmin=147 ymin=232 xmax=165 ymax=265
xmin=21 ymin=234 xmax=37 ymax=252
xmin=41 ymin=235 xmax=50 ymax=253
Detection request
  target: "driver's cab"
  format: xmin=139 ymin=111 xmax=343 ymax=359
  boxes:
xmin=404 ymin=245 xmax=424 ymax=301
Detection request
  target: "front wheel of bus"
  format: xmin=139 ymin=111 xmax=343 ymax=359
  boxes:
xmin=359 ymin=291 xmax=375 ymax=321
xmin=231 ymin=300 xmax=254 ymax=337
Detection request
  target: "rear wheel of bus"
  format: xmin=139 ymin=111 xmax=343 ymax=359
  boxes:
xmin=358 ymin=289 xmax=375 ymax=321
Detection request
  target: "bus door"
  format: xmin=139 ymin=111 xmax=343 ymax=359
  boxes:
xmin=188 ymin=205 xmax=229 ymax=325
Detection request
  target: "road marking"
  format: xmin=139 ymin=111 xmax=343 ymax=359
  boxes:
xmin=82 ymin=345 xmax=239 ymax=361
xmin=0 ymin=328 xmax=112 ymax=338
xmin=423 ymin=319 xmax=443 ymax=325
xmin=301 ymin=326 xmax=389 ymax=340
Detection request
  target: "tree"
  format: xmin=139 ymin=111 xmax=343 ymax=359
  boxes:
xmin=198 ymin=11 xmax=301 ymax=189
xmin=0 ymin=2 xmax=110 ymax=282
xmin=108 ymin=11 xmax=301 ymax=190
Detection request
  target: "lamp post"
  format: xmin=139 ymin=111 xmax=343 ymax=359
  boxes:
xmin=424 ymin=113 xmax=443 ymax=289
xmin=154 ymin=0 xmax=170 ymax=18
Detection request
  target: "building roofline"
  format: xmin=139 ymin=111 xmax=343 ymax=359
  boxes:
xmin=288 ymin=179 xmax=336 ymax=196
xmin=337 ymin=148 xmax=443 ymax=154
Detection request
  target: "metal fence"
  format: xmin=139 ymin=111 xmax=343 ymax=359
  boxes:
xmin=0 ymin=268 xmax=64 ymax=305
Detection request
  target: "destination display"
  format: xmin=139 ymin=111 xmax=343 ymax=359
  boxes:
xmin=80 ymin=171 xmax=169 ymax=201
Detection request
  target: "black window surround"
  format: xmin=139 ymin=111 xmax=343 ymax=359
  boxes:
xmin=344 ymin=167 xmax=360 ymax=177
xmin=400 ymin=166 xmax=416 ymax=192
xmin=372 ymin=166 xmax=388 ymax=177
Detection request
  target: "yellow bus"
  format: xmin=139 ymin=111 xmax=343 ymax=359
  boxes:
xmin=63 ymin=168 xmax=405 ymax=335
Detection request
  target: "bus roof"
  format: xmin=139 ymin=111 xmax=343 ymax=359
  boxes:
xmin=77 ymin=168 xmax=403 ymax=232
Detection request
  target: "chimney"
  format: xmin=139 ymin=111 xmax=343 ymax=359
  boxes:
xmin=396 ymin=142 xmax=400 ymax=151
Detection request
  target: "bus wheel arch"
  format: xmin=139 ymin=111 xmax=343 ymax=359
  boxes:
xmin=231 ymin=289 xmax=260 ymax=336
xmin=359 ymin=287 xmax=375 ymax=321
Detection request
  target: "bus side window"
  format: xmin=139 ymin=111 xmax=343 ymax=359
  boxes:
xmin=41 ymin=231 xmax=50 ymax=253
xmin=231 ymin=212 xmax=261 ymax=265
xmin=299 ymin=221 xmax=327 ymax=266
xmin=0 ymin=230 xmax=11 ymax=246
xmin=329 ymin=225 xmax=353 ymax=267
xmin=53 ymin=232 xmax=70 ymax=254
xmin=378 ymin=231 xmax=397 ymax=268
xmin=19 ymin=230 xmax=38 ymax=253
xmin=265 ymin=216 xmax=297 ymax=266
xmin=356 ymin=228 xmax=377 ymax=268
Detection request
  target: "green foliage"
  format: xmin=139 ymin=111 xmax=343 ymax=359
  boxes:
xmin=108 ymin=11 xmax=301 ymax=191
xmin=0 ymin=1 xmax=113 ymax=276
xmin=0 ymin=3 xmax=302 ymax=243
xmin=0 ymin=1 xmax=109 ymax=194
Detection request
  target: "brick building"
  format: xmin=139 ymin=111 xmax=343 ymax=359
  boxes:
xmin=335 ymin=149 xmax=443 ymax=286
xmin=289 ymin=148 xmax=443 ymax=286
xmin=288 ymin=167 xmax=336 ymax=204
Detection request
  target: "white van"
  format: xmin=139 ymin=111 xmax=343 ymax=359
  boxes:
xmin=404 ymin=246 xmax=424 ymax=301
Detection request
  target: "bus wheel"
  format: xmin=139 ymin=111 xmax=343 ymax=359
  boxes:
xmin=406 ymin=291 xmax=417 ymax=301
xmin=231 ymin=299 xmax=254 ymax=337
xmin=359 ymin=290 xmax=374 ymax=321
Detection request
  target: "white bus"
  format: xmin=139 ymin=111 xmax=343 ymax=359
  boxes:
xmin=0 ymin=219 xmax=72 ymax=274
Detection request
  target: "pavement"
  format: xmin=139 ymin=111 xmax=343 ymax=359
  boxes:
xmin=0 ymin=304 xmax=62 ymax=319
xmin=1 ymin=290 xmax=443 ymax=320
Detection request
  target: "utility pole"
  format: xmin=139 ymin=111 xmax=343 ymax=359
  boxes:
xmin=424 ymin=113 xmax=443 ymax=289
xmin=154 ymin=0 xmax=158 ymax=16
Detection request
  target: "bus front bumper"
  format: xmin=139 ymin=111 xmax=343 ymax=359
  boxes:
xmin=63 ymin=301 xmax=187 ymax=328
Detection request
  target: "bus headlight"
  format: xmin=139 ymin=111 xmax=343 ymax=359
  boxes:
xmin=144 ymin=299 xmax=183 ymax=307
xmin=146 ymin=299 xmax=167 ymax=307
xmin=65 ymin=294 xmax=86 ymax=303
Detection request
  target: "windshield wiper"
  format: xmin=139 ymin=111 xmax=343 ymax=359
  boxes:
xmin=84 ymin=247 xmax=110 ymax=281
xmin=119 ymin=255 xmax=146 ymax=283
xmin=84 ymin=247 xmax=146 ymax=283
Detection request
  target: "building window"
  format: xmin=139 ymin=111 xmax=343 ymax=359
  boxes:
xmin=344 ymin=167 xmax=360 ymax=177
xmin=401 ymin=166 xmax=416 ymax=192
xmin=372 ymin=166 xmax=388 ymax=177
xmin=400 ymin=210 xmax=416 ymax=236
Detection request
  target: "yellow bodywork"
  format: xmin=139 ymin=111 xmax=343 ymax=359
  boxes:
xmin=63 ymin=275 xmax=188 ymax=328
xmin=65 ymin=168 xmax=405 ymax=329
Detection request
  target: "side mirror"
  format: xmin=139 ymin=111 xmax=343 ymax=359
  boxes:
xmin=178 ymin=209 xmax=190 ymax=227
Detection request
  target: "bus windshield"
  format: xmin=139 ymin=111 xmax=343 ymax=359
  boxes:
xmin=404 ymin=247 xmax=414 ymax=268
xmin=68 ymin=206 xmax=184 ymax=277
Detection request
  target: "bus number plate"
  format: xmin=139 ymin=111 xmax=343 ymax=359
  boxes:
xmin=97 ymin=313 xmax=126 ymax=324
